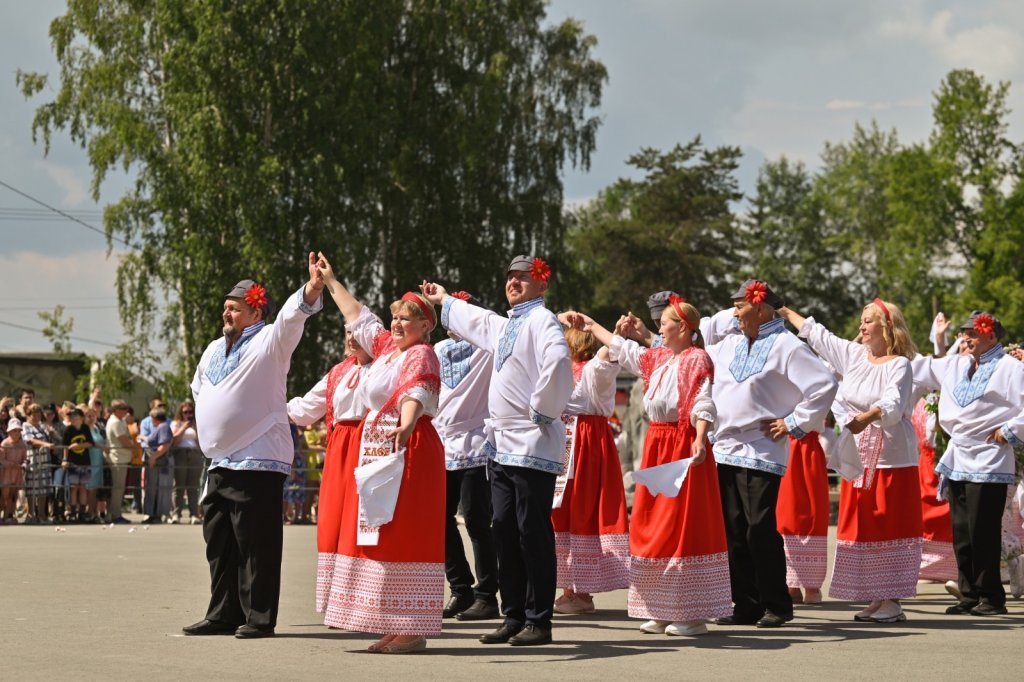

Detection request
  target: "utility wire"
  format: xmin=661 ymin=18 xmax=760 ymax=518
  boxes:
xmin=0 ymin=178 xmax=131 ymax=247
xmin=0 ymin=318 xmax=121 ymax=349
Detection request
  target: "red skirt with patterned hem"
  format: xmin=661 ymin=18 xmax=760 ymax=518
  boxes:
xmin=627 ymin=421 xmax=732 ymax=622
xmin=314 ymin=419 xmax=362 ymax=613
xmin=829 ymin=466 xmax=923 ymax=601
xmin=776 ymin=433 xmax=830 ymax=589
xmin=324 ymin=415 xmax=445 ymax=635
xmin=552 ymin=414 xmax=630 ymax=594
xmin=917 ymin=442 xmax=956 ymax=581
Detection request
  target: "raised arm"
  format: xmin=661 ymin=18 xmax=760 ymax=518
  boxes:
xmin=316 ymin=252 xmax=362 ymax=324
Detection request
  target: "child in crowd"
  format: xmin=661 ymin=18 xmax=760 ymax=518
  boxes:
xmin=61 ymin=408 xmax=95 ymax=522
xmin=1 ymin=419 xmax=28 ymax=524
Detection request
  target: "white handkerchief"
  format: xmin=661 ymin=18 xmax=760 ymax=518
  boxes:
xmin=633 ymin=458 xmax=693 ymax=498
xmin=354 ymin=448 xmax=406 ymax=527
xmin=828 ymin=430 xmax=863 ymax=482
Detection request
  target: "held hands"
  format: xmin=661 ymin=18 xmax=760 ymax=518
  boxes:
xmin=557 ymin=311 xmax=591 ymax=331
xmin=419 ymin=281 xmax=448 ymax=305
xmin=761 ymin=418 xmax=789 ymax=442
xmin=314 ymin=252 xmax=337 ymax=289
xmin=307 ymin=252 xmax=325 ymax=291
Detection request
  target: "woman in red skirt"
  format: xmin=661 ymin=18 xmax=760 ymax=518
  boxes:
xmin=288 ymin=330 xmax=372 ymax=614
xmin=777 ymin=432 xmax=830 ymax=604
xmin=551 ymin=320 xmax=630 ymax=615
xmin=911 ymin=397 xmax=957 ymax=583
xmin=315 ymin=255 xmax=444 ymax=654
xmin=779 ymin=299 xmax=921 ymax=623
xmin=581 ymin=296 xmax=731 ymax=637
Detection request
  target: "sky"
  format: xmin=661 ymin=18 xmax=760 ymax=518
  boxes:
xmin=2 ymin=0 xmax=1024 ymax=356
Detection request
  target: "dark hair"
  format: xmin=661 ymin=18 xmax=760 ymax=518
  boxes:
xmin=17 ymin=388 xmax=34 ymax=401
xmin=150 ymin=407 xmax=168 ymax=422
xmin=68 ymin=408 xmax=85 ymax=419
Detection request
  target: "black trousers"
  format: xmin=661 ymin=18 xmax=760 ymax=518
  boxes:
xmin=947 ymin=479 xmax=1007 ymax=607
xmin=718 ymin=463 xmax=792 ymax=620
xmin=489 ymin=460 xmax=556 ymax=629
xmin=201 ymin=468 xmax=287 ymax=629
xmin=445 ymin=466 xmax=499 ymax=604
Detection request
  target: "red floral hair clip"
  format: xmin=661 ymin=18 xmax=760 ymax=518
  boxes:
xmin=973 ymin=313 xmax=995 ymax=336
xmin=745 ymin=281 xmax=767 ymax=305
xmin=530 ymin=257 xmax=551 ymax=282
xmin=244 ymin=283 xmax=267 ymax=310
xmin=451 ymin=291 xmax=471 ymax=301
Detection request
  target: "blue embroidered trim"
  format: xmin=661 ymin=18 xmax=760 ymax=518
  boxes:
xmin=491 ymin=451 xmax=565 ymax=475
xmin=1001 ymin=423 xmax=1022 ymax=446
xmin=440 ymin=339 xmax=474 ymax=389
xmin=205 ymin=321 xmax=266 ymax=385
xmin=707 ymin=432 xmax=717 ymax=445
xmin=441 ymin=297 xmax=455 ymax=329
xmin=651 ymin=335 xmax=664 ymax=349
xmin=728 ymin=317 xmax=785 ymax=382
xmin=496 ymin=297 xmax=545 ymax=372
xmin=530 ymin=407 xmax=554 ymax=425
xmin=713 ymin=452 xmax=787 ymax=476
xmin=209 ymin=457 xmax=292 ymax=475
xmin=935 ymin=462 xmax=1015 ymax=485
xmin=297 ymin=286 xmax=320 ymax=315
xmin=784 ymin=414 xmax=807 ymax=439
xmin=445 ymin=454 xmax=490 ymax=471
xmin=951 ymin=345 xmax=1004 ymax=407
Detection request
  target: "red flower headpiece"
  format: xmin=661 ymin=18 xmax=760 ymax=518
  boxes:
xmin=244 ymin=283 xmax=267 ymax=310
xmin=668 ymin=294 xmax=694 ymax=330
xmin=973 ymin=313 xmax=995 ymax=336
xmin=530 ymin=257 xmax=551 ymax=282
xmin=451 ymin=291 xmax=471 ymax=301
xmin=745 ymin=280 xmax=767 ymax=305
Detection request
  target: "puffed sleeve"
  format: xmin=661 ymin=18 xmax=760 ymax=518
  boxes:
xmin=798 ymin=316 xmax=860 ymax=376
xmin=577 ymin=354 xmax=619 ymax=416
xmin=608 ymin=336 xmax=644 ymax=376
xmin=691 ymin=378 xmax=716 ymax=427
xmin=873 ymin=357 xmax=913 ymax=428
xmin=287 ymin=373 xmax=328 ymax=426
xmin=398 ymin=343 xmax=441 ymax=417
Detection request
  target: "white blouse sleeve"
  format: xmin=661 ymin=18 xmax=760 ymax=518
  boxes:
xmin=578 ymin=354 xmax=619 ymax=411
xmin=874 ymin=357 xmax=913 ymax=428
xmin=691 ymin=378 xmax=716 ymax=427
xmin=287 ymin=373 xmax=328 ymax=426
xmin=798 ymin=316 xmax=860 ymax=375
xmin=608 ymin=336 xmax=644 ymax=376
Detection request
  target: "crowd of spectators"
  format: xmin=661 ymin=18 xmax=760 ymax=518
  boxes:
xmin=0 ymin=388 xmax=326 ymax=526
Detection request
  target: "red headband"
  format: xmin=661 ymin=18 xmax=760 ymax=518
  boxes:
xmin=401 ymin=292 xmax=435 ymax=327
xmin=872 ymin=298 xmax=891 ymax=322
xmin=668 ymin=294 xmax=694 ymax=331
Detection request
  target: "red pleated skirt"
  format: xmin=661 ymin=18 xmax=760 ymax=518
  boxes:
xmin=314 ymin=420 xmax=362 ymax=612
xmin=830 ymin=466 xmax=923 ymax=601
xmin=627 ymin=421 xmax=731 ymax=621
xmin=324 ymin=415 xmax=445 ymax=634
xmin=777 ymin=433 xmax=830 ymax=589
xmin=552 ymin=415 xmax=630 ymax=593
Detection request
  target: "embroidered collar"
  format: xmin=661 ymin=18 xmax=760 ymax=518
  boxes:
xmin=205 ymin=321 xmax=265 ymax=386
xmin=952 ymin=344 xmax=1004 ymax=408
xmin=507 ymin=296 xmax=545 ymax=318
xmin=496 ymin=298 xmax=545 ymax=371
xmin=728 ymin=317 xmax=785 ymax=382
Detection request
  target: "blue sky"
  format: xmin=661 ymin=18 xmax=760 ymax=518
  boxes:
xmin=2 ymin=0 xmax=1023 ymax=355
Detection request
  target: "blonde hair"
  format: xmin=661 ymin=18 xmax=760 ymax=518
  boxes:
xmin=662 ymin=299 xmax=705 ymax=349
xmin=389 ymin=293 xmax=436 ymax=332
xmin=565 ymin=328 xmax=601 ymax=363
xmin=865 ymin=299 xmax=917 ymax=359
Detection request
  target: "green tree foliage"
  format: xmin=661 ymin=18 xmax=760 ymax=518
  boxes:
xmin=38 ymin=305 xmax=74 ymax=356
xmin=564 ymin=138 xmax=744 ymax=325
xmin=19 ymin=0 xmax=606 ymax=391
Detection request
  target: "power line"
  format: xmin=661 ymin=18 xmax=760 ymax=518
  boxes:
xmin=0 ymin=318 xmax=121 ymax=349
xmin=0 ymin=305 xmax=118 ymax=311
xmin=0 ymin=178 xmax=132 ymax=247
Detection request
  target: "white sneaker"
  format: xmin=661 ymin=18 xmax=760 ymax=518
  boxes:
xmin=868 ymin=600 xmax=906 ymax=623
xmin=665 ymin=621 xmax=707 ymax=636
xmin=640 ymin=619 xmax=669 ymax=634
xmin=944 ymin=580 xmax=963 ymax=600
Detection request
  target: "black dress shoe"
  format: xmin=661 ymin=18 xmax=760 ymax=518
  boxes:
xmin=443 ymin=594 xmax=474 ymax=619
xmin=509 ymin=623 xmax=552 ymax=646
xmin=970 ymin=602 xmax=1008 ymax=616
xmin=235 ymin=624 xmax=275 ymax=639
xmin=945 ymin=601 xmax=978 ymax=615
xmin=182 ymin=619 xmax=238 ymax=636
xmin=455 ymin=599 xmax=500 ymax=621
xmin=479 ymin=622 xmax=523 ymax=644
xmin=713 ymin=614 xmax=761 ymax=626
xmin=755 ymin=612 xmax=793 ymax=628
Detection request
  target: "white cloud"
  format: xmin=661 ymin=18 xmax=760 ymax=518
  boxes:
xmin=826 ymin=99 xmax=867 ymax=111
xmin=35 ymin=160 xmax=91 ymax=207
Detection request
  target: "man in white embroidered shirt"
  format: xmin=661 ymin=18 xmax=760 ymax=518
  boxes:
xmin=183 ymin=253 xmax=323 ymax=639
xmin=421 ymin=255 xmax=573 ymax=646
xmin=707 ymin=279 xmax=837 ymax=629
